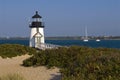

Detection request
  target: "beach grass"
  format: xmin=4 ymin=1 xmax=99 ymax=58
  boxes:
xmin=0 ymin=73 xmax=26 ymax=80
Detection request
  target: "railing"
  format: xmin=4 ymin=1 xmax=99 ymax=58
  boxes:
xmin=37 ymin=43 xmax=61 ymax=50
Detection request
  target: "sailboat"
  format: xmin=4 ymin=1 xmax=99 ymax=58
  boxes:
xmin=83 ymin=27 xmax=89 ymax=42
xmin=96 ymin=39 xmax=100 ymax=42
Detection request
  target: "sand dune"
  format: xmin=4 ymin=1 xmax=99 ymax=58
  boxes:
xmin=0 ymin=55 xmax=61 ymax=80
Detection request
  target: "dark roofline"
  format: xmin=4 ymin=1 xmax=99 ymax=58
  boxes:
xmin=32 ymin=11 xmax=42 ymax=18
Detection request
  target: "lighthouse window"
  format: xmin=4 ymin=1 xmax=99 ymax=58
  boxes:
xmin=33 ymin=18 xmax=40 ymax=22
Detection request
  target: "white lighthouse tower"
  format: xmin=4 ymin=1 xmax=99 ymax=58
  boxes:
xmin=29 ymin=11 xmax=45 ymax=48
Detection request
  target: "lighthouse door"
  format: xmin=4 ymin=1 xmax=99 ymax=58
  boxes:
xmin=34 ymin=32 xmax=42 ymax=48
xmin=36 ymin=36 xmax=41 ymax=44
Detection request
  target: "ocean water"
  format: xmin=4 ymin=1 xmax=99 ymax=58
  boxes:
xmin=0 ymin=39 xmax=120 ymax=49
xmin=46 ymin=40 xmax=120 ymax=48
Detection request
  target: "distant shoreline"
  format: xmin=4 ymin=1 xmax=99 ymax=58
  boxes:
xmin=0 ymin=36 xmax=120 ymax=40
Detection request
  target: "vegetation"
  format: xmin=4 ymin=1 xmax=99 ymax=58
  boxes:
xmin=0 ymin=73 xmax=26 ymax=80
xmin=23 ymin=46 xmax=120 ymax=80
xmin=0 ymin=44 xmax=119 ymax=80
xmin=0 ymin=44 xmax=36 ymax=58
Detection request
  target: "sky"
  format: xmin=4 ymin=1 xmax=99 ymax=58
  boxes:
xmin=0 ymin=0 xmax=120 ymax=37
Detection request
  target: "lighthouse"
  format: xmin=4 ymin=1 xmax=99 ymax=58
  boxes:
xmin=29 ymin=11 xmax=45 ymax=48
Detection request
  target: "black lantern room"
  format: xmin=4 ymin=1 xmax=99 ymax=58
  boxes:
xmin=29 ymin=11 xmax=44 ymax=28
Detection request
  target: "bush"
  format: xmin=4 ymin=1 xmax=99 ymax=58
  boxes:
xmin=23 ymin=46 xmax=120 ymax=80
xmin=0 ymin=44 xmax=36 ymax=58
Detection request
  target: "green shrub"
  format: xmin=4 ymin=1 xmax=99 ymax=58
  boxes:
xmin=23 ymin=46 xmax=120 ymax=80
xmin=0 ymin=44 xmax=36 ymax=58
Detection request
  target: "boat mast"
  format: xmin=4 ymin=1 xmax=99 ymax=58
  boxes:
xmin=85 ymin=26 xmax=88 ymax=39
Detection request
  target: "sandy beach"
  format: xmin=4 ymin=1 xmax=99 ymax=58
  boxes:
xmin=0 ymin=55 xmax=61 ymax=80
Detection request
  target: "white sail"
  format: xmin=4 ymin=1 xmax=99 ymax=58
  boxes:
xmin=83 ymin=27 xmax=88 ymax=42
